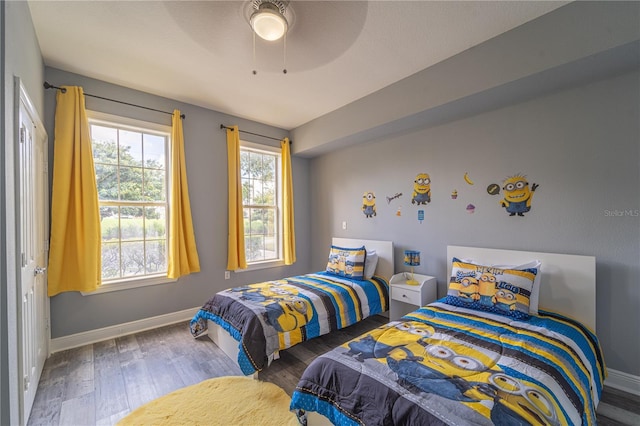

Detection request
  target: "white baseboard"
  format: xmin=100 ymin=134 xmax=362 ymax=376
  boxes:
xmin=606 ymin=368 xmax=640 ymax=396
xmin=49 ymin=306 xmax=201 ymax=354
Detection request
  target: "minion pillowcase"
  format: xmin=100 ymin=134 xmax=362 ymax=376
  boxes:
xmin=325 ymin=245 xmax=366 ymax=281
xmin=444 ymin=257 xmax=538 ymax=320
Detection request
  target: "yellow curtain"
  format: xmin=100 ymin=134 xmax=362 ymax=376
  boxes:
xmin=226 ymin=126 xmax=247 ymax=270
xmin=47 ymin=86 xmax=101 ymax=296
xmin=168 ymin=110 xmax=201 ymax=279
xmin=281 ymin=138 xmax=296 ymax=265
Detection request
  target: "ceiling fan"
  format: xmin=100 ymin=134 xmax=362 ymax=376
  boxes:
xmin=249 ymin=0 xmax=291 ymax=41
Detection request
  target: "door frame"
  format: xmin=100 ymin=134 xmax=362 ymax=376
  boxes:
xmin=14 ymin=77 xmax=50 ymax=425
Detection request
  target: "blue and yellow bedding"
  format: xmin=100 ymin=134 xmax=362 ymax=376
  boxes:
xmin=291 ymin=300 xmax=606 ymax=426
xmin=189 ymin=272 xmax=389 ymax=375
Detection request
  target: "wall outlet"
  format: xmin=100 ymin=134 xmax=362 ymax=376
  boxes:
xmin=224 ymin=271 xmax=230 ymax=280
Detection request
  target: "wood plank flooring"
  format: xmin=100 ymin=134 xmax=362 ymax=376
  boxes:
xmin=29 ymin=316 xmax=639 ymax=425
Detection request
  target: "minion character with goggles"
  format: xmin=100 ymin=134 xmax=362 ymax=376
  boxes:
xmin=385 ymin=338 xmax=562 ymax=425
xmin=478 ymin=272 xmax=497 ymax=307
xmin=344 ymin=320 xmax=435 ymax=362
xmin=500 ymin=174 xmax=539 ymax=217
xmin=411 ymin=173 xmax=432 ymax=205
xmin=449 ymin=271 xmax=480 ymax=302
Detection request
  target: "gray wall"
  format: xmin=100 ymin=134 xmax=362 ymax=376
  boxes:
xmin=43 ymin=68 xmax=311 ymax=338
xmin=308 ymin=70 xmax=640 ymax=376
xmin=294 ymin=1 xmax=640 ymax=378
xmin=1 ymin=2 xmax=45 ymax=424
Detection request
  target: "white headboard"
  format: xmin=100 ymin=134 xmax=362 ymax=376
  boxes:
xmin=332 ymin=238 xmax=394 ymax=281
xmin=447 ymin=246 xmax=596 ymax=330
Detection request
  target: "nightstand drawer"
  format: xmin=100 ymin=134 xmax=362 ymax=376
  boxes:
xmin=392 ymin=287 xmax=422 ymax=305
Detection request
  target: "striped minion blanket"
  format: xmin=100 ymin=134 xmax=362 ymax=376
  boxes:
xmin=291 ymin=300 xmax=606 ymax=426
xmin=190 ymin=272 xmax=389 ymax=375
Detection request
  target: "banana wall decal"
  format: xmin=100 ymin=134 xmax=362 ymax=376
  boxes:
xmin=464 ymin=172 xmax=474 ymax=185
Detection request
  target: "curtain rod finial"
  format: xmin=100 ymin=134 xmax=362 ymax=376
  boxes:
xmin=44 ymin=81 xmax=66 ymax=93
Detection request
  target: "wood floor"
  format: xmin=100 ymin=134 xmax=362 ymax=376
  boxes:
xmin=29 ymin=315 xmax=639 ymax=425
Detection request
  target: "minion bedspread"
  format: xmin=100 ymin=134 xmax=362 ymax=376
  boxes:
xmin=189 ymin=272 xmax=389 ymax=375
xmin=290 ymin=300 xmax=606 ymax=426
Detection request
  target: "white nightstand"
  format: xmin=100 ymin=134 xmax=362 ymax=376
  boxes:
xmin=389 ymin=272 xmax=437 ymax=320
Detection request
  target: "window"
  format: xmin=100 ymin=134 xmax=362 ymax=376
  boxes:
xmin=241 ymin=142 xmax=283 ymax=266
xmin=89 ymin=112 xmax=171 ymax=287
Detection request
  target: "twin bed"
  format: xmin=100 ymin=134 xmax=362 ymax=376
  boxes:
xmin=190 ymin=241 xmax=605 ymax=426
xmin=190 ymin=238 xmax=395 ymax=375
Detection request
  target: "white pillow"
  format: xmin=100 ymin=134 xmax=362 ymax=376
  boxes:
xmin=364 ymin=250 xmax=379 ymax=279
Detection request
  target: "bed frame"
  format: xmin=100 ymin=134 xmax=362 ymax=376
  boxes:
xmin=447 ymin=246 xmax=596 ymax=330
xmin=207 ymin=237 xmax=394 ymax=374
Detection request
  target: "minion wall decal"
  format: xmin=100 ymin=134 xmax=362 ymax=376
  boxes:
xmin=362 ymin=191 xmax=377 ymax=218
xmin=499 ymin=174 xmax=539 ymax=217
xmin=411 ymin=173 xmax=431 ymax=205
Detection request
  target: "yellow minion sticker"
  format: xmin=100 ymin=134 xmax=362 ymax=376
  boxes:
xmin=362 ymin=191 xmax=376 ymax=218
xmin=500 ymin=174 xmax=539 ymax=217
xmin=411 ymin=173 xmax=431 ymax=205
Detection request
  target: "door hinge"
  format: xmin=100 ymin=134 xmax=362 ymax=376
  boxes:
xmin=20 ymin=127 xmax=26 ymax=144
xmin=23 ymin=375 xmax=29 ymax=391
xmin=44 ymin=239 xmax=49 ymax=252
xmin=21 ymin=252 xmax=26 ymax=268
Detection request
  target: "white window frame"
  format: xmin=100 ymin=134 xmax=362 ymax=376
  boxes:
xmin=238 ymin=140 xmax=284 ymax=272
xmin=83 ymin=111 xmax=176 ymax=295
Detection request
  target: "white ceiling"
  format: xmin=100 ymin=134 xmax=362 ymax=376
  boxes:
xmin=28 ymin=1 xmax=568 ymax=130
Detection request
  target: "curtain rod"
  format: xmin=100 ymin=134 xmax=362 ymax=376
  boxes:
xmin=220 ymin=124 xmax=291 ymax=144
xmin=44 ymin=82 xmax=185 ymax=119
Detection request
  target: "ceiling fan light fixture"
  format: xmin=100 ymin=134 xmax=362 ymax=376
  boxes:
xmin=250 ymin=2 xmax=288 ymax=41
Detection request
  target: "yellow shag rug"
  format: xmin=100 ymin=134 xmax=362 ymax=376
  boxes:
xmin=117 ymin=376 xmax=300 ymax=426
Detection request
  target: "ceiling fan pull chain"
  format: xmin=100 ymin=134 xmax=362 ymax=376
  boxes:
xmin=283 ymin=32 xmax=287 ymax=74
xmin=252 ymin=31 xmax=258 ymax=75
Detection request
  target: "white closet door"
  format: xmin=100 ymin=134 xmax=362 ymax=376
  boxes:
xmin=18 ymin=81 xmax=49 ymax=425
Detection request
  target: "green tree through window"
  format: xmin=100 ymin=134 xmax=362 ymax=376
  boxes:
xmin=240 ymin=144 xmax=281 ymax=263
xmin=90 ymin=117 xmax=169 ymax=282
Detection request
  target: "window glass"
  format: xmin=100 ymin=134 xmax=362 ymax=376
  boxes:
xmin=90 ymin=115 xmax=170 ymax=282
xmin=240 ymin=144 xmax=281 ymax=264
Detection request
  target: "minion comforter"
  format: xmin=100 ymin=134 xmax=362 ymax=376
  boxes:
xmin=189 ymin=272 xmax=389 ymax=375
xmin=290 ymin=300 xmax=606 ymax=426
